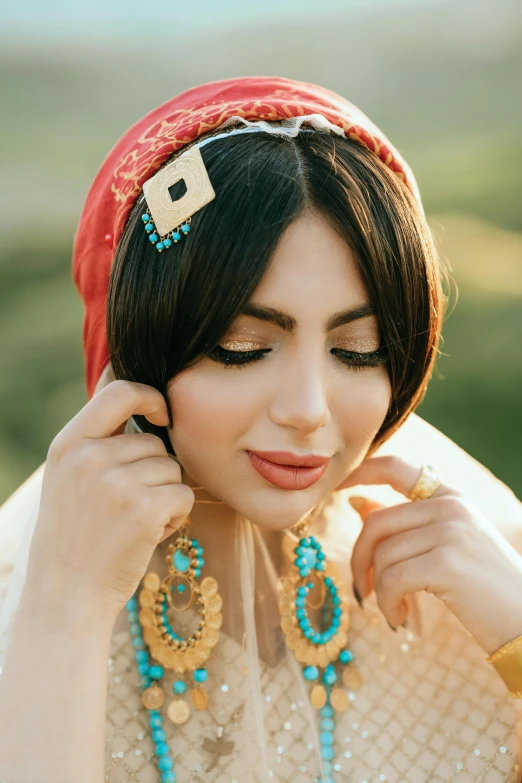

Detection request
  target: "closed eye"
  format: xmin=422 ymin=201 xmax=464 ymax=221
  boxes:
xmin=208 ymin=346 xmax=271 ymax=367
xmin=208 ymin=344 xmax=389 ymax=370
xmin=331 ymin=346 xmax=389 ymax=370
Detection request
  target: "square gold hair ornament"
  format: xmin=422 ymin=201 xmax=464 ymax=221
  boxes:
xmin=141 ymin=145 xmax=216 ymax=252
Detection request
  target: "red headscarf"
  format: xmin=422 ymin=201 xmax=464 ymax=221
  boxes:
xmin=72 ymin=75 xmax=421 ymax=399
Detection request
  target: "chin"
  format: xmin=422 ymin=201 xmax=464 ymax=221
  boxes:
xmin=224 ymin=485 xmax=332 ymax=531
xmin=177 ymin=451 xmax=337 ymax=531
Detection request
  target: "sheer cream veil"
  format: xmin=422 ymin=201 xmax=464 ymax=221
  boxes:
xmin=1 ymin=357 xmax=521 ymax=662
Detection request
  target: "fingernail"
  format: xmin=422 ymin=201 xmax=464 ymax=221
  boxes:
xmin=386 ymin=619 xmax=397 ymax=632
xmin=348 ymin=496 xmax=367 ymax=512
xmin=352 ymin=582 xmax=364 ymax=608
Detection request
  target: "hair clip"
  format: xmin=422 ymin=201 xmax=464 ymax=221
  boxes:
xmin=141 ymin=145 xmax=216 ymax=252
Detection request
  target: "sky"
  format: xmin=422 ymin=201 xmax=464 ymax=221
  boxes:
xmin=1 ymin=0 xmax=433 ymax=41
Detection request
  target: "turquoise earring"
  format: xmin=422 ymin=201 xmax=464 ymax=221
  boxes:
xmin=280 ymin=515 xmax=363 ymax=700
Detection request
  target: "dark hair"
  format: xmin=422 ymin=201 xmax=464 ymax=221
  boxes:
xmin=107 ymin=125 xmax=447 ymax=457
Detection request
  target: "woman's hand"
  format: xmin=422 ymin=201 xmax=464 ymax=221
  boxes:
xmin=25 ymin=380 xmax=194 ymax=621
xmin=337 ymin=455 xmax=522 ymax=655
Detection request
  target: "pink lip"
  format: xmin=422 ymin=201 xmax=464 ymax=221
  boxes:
xmin=246 ymin=450 xmax=331 ymax=490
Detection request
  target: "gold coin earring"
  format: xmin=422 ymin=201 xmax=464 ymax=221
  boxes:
xmin=133 ymin=487 xmax=224 ymax=726
xmin=279 ymin=512 xmax=364 ymax=723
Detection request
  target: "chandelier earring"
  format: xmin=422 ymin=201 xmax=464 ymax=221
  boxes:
xmin=127 ymin=487 xmax=224 ymax=726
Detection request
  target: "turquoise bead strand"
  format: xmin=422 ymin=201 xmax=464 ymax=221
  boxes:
xmin=319 ymin=698 xmax=336 ymax=782
xmin=126 ymin=595 xmax=177 ymax=782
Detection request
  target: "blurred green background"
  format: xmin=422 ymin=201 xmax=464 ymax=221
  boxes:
xmin=1 ymin=0 xmax=521 ymax=503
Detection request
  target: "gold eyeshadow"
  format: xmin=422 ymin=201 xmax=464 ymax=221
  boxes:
xmin=218 ymin=319 xmax=274 ymax=351
xmin=331 ymin=337 xmax=380 ymax=353
xmin=220 ymin=314 xmax=381 ymax=354
xmin=220 ymin=338 xmax=267 ymax=351
xmin=329 ymin=317 xmax=381 ymax=353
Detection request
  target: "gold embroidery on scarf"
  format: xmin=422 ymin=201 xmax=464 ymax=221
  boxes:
xmin=110 ymin=88 xmax=407 ymax=242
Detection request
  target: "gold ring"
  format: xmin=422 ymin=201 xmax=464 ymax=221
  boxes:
xmin=408 ymin=464 xmax=441 ymax=501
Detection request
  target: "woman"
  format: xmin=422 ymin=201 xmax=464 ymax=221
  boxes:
xmin=0 ymin=76 xmax=521 ymax=783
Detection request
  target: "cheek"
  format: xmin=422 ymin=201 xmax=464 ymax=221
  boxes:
xmin=166 ymin=367 xmax=264 ymax=463
xmin=333 ymin=367 xmax=392 ymax=451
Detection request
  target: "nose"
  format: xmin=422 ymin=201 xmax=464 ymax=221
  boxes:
xmin=268 ymin=353 xmax=330 ymax=437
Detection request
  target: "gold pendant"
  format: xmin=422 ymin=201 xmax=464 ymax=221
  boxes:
xmin=143 ymin=572 xmax=161 ymax=592
xmin=342 ymin=665 xmax=364 ymax=690
xmin=330 ymin=687 xmax=349 ymax=713
xmin=142 ymin=683 xmax=165 ymax=710
xmin=310 ymin=684 xmax=327 ymax=709
xmin=167 ymin=698 xmax=191 ymax=725
xmin=192 ymin=687 xmax=209 ymax=710
xmin=138 ymin=588 xmax=156 ymax=608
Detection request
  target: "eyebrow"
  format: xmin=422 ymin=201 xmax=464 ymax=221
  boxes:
xmin=240 ymin=302 xmax=376 ymax=332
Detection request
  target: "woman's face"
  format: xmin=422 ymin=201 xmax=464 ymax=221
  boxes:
xmin=167 ymin=208 xmax=392 ymax=530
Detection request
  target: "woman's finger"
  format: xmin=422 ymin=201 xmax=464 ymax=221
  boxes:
xmin=351 ymin=498 xmax=443 ymax=597
xmin=103 ymin=431 xmax=170 ymax=463
xmin=149 ymin=482 xmax=195 ymax=531
xmin=59 ymin=380 xmax=170 ymax=443
xmin=349 ymin=494 xmax=425 ymax=636
xmin=108 ymin=457 xmax=182 ymax=489
xmin=349 ymin=496 xmax=389 ymax=597
xmin=372 ymin=548 xmax=445 ymax=629
xmin=337 ymin=455 xmax=460 ymax=500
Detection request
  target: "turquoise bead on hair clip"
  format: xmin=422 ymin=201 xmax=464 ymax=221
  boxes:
xmin=140 ymin=212 xmax=191 ymax=253
xmin=140 ymin=144 xmax=216 ymax=252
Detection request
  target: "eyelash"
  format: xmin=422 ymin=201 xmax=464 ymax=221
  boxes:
xmin=208 ymin=345 xmax=389 ymax=370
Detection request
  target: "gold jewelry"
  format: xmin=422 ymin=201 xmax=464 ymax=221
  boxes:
xmin=142 ymin=145 xmax=216 ymax=237
xmin=408 ymin=464 xmax=441 ymax=501
xmin=279 ymin=514 xmax=362 ymax=713
xmin=189 ymin=485 xmax=224 ymax=505
xmin=487 ymin=634 xmax=522 ymax=698
xmin=138 ymin=514 xmax=223 ymax=723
